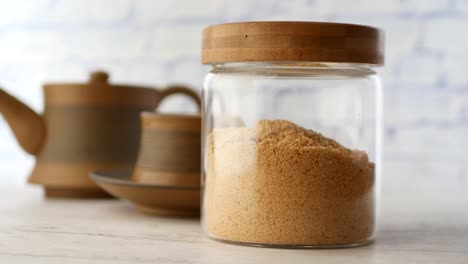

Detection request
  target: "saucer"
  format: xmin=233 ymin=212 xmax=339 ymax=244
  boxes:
xmin=90 ymin=169 xmax=200 ymax=217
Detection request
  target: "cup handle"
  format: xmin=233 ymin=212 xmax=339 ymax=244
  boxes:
xmin=155 ymin=85 xmax=202 ymax=112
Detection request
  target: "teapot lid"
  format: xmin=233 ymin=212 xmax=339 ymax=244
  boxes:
xmin=43 ymin=71 xmax=157 ymax=107
xmin=88 ymin=71 xmax=111 ymax=84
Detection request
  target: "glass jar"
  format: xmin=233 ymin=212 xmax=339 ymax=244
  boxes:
xmin=201 ymin=22 xmax=384 ymax=248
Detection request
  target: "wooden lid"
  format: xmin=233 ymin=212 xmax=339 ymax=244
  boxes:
xmin=140 ymin=113 xmax=201 ymax=131
xmin=202 ymin=21 xmax=384 ymax=65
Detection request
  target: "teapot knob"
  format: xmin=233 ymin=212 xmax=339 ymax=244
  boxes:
xmin=89 ymin=71 xmax=109 ymax=84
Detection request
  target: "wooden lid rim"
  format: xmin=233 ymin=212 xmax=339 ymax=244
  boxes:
xmin=202 ymin=21 xmax=385 ymax=65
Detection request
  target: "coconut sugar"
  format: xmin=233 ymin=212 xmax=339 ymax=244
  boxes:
xmin=204 ymin=120 xmax=375 ymax=246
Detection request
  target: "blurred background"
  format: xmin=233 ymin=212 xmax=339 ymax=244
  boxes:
xmin=0 ymin=0 xmax=466 ymax=194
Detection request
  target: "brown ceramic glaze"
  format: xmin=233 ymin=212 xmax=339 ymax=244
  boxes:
xmin=133 ymin=113 xmax=202 ymax=187
xmin=91 ymin=169 xmax=200 ymax=217
xmin=0 ymin=71 xmax=199 ymax=198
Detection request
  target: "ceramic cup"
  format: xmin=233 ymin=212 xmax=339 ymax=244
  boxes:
xmin=132 ymin=113 xmax=201 ymax=187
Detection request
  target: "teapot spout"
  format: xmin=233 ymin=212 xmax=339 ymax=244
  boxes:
xmin=0 ymin=88 xmax=45 ymax=155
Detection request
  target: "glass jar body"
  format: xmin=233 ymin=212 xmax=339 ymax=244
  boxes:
xmin=202 ymin=62 xmax=382 ymax=248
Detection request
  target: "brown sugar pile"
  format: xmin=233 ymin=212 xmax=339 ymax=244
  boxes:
xmin=204 ymin=120 xmax=375 ymax=246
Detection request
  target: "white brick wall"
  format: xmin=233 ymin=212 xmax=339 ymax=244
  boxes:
xmin=0 ymin=0 xmax=466 ymax=192
xmin=134 ymin=0 xmax=223 ymax=22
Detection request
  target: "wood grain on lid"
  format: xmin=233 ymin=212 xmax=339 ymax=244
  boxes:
xmin=202 ymin=21 xmax=384 ymax=65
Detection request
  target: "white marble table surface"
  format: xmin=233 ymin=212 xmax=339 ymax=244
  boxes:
xmin=0 ymin=185 xmax=467 ymax=264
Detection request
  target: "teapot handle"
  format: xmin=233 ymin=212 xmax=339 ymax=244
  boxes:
xmin=155 ymin=85 xmax=201 ymax=112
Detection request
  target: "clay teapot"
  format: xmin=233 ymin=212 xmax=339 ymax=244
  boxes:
xmin=0 ymin=71 xmax=200 ymax=198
